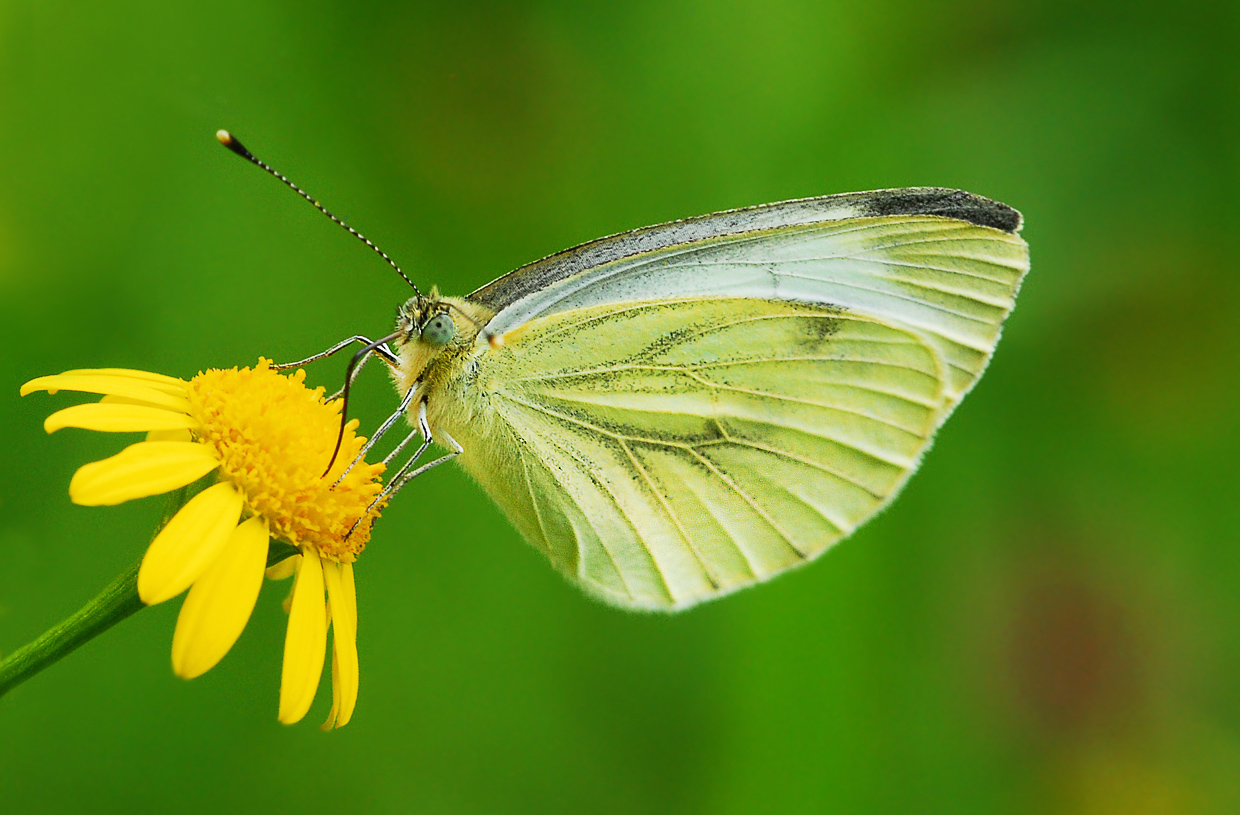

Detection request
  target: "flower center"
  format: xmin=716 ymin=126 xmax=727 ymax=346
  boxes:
xmin=186 ymin=360 xmax=386 ymax=561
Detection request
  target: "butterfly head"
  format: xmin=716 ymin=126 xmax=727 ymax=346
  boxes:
xmin=396 ymin=293 xmax=457 ymax=350
xmin=396 ymin=290 xmax=499 ymax=351
xmin=392 ymin=291 xmax=500 ymax=397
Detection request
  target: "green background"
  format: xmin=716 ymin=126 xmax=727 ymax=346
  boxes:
xmin=2 ymin=1 xmax=1237 ymax=812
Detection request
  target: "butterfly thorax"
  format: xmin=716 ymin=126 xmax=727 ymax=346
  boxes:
xmin=391 ymin=292 xmax=497 ymax=431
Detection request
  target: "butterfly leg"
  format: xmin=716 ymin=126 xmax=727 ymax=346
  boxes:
xmin=347 ymin=399 xmax=463 ymax=533
xmin=345 ymin=401 xmax=462 ymax=538
xmin=270 ymin=335 xmax=400 ymax=402
xmin=333 ymin=384 xmax=418 ymax=486
xmin=379 ymin=449 xmax=458 ymax=501
xmin=270 ymin=335 xmax=399 ymax=371
xmin=408 ymin=401 xmax=463 ymax=455
xmin=371 ymin=401 xmax=441 ymax=484
xmin=375 ymin=407 xmax=462 ymax=502
xmin=382 ymin=422 xmax=429 ymax=469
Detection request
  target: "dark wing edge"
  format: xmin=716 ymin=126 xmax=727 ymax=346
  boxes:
xmin=467 ymin=187 xmax=1024 ymax=314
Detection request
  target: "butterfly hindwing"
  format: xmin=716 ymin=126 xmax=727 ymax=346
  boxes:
xmin=450 ymin=297 xmax=945 ymax=609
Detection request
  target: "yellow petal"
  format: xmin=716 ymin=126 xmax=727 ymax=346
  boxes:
xmin=337 ymin=563 xmax=359 ymax=726
xmin=266 ymin=554 xmax=300 ymax=581
xmin=323 ymin=644 xmax=343 ymax=731
xmin=171 ymin=516 xmax=269 ymax=679
xmin=60 ymin=368 xmax=186 ymax=392
xmin=21 ymin=374 xmax=189 ymax=411
xmin=279 ymin=550 xmax=327 ymax=725
xmin=69 ymin=441 xmax=220 ymax=506
xmin=321 ymin=561 xmax=359 ymax=729
xmin=100 ymin=393 xmax=183 ymax=410
xmin=145 ymin=429 xmax=194 ymax=443
xmin=44 ymin=402 xmax=198 ymax=434
xmin=138 ymin=482 xmax=245 ymax=604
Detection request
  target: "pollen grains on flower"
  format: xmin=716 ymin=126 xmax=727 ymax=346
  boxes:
xmin=21 ymin=360 xmax=387 ymax=728
xmin=187 ymin=363 xmax=387 ymax=562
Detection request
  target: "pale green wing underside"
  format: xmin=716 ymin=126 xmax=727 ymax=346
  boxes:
xmin=450 ymin=212 xmax=1028 ymax=610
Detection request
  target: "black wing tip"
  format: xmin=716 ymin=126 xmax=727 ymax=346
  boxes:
xmin=858 ymin=187 xmax=1023 ymax=234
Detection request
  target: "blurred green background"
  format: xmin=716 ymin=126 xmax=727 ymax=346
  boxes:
xmin=1 ymin=1 xmax=1237 ymax=812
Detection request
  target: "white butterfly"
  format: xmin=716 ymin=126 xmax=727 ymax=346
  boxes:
xmin=386 ymin=188 xmax=1028 ymax=610
xmin=221 ymin=131 xmax=1028 ymax=612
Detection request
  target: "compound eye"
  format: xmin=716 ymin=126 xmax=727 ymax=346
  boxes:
xmin=421 ymin=313 xmax=456 ymax=347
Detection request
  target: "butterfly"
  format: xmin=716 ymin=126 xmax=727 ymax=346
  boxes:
xmin=220 ymin=133 xmax=1028 ymax=612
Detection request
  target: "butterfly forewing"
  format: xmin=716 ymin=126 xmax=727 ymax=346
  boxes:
xmin=441 ymin=192 xmax=1028 ymax=610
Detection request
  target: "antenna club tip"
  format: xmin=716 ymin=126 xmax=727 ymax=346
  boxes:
xmin=488 ymin=332 xmax=505 ymax=349
xmin=216 ymin=130 xmax=253 ymax=160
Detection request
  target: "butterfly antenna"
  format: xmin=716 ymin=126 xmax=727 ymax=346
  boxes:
xmin=216 ymin=129 xmax=423 ymax=298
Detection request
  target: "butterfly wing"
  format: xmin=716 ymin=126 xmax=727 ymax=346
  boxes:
xmin=445 ymin=189 xmax=1028 ymax=610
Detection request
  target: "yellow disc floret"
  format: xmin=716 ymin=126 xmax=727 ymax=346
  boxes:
xmin=186 ymin=360 xmax=385 ymax=562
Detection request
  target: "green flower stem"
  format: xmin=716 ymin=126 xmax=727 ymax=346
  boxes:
xmin=0 ymin=478 xmax=299 ymax=699
xmin=0 ymin=483 xmax=195 ymax=699
xmin=0 ymin=559 xmax=145 ymax=698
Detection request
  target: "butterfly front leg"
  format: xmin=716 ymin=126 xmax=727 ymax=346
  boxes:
xmin=269 ymin=334 xmax=400 ymax=371
xmin=269 ymin=335 xmax=400 ymax=402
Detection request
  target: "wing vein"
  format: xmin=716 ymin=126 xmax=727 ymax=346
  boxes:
xmin=683 ymin=370 xmax=931 ymax=436
xmin=534 ymin=421 xmax=669 ymax=603
xmin=687 ymin=448 xmax=808 ymax=559
xmin=519 ymin=452 xmax=554 ymax=558
xmin=854 ymin=234 xmax=1022 ymax=254
xmin=512 ymin=358 xmax=942 ymax=394
xmin=722 ymin=438 xmax=889 ymax=501
xmin=778 ymin=272 xmax=997 ymax=332
xmin=502 ymin=388 xmax=918 ymax=470
xmin=619 ymin=439 xmax=725 ymax=590
xmin=847 ymin=255 xmax=1025 ymax=285
xmin=663 ymin=254 xmax=1017 ymax=289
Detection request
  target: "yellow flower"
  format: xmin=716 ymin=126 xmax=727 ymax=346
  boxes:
xmin=21 ymin=360 xmax=385 ymax=728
